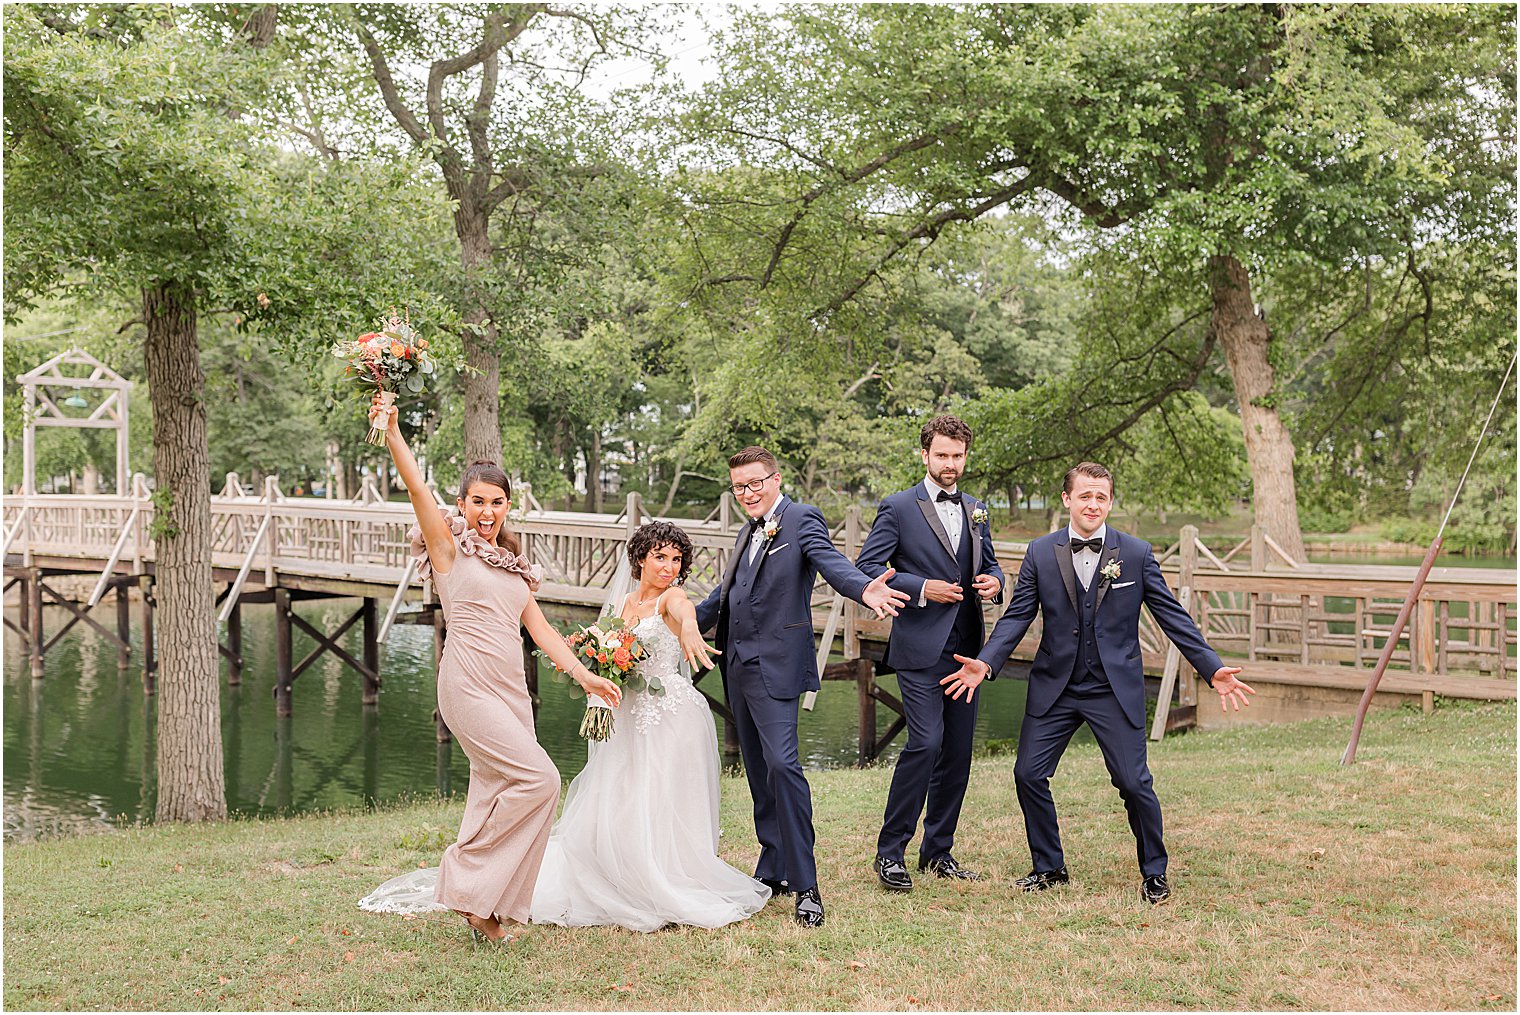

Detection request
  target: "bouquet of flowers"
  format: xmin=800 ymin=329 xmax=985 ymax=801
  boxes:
xmin=331 ymin=311 xmax=436 ymax=446
xmin=543 ymin=616 xmax=660 ymax=741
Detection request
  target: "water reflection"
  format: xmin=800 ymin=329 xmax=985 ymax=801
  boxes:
xmin=4 ymin=599 xmax=1045 ymax=843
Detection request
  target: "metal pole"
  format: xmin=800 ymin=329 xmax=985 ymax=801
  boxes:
xmin=1342 ymin=350 xmax=1516 ymax=764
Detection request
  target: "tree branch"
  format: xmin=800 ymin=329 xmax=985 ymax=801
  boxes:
xmin=818 ymin=173 xmax=1042 ymax=316
xmin=354 ymin=22 xmax=431 ymax=147
xmin=1038 ymin=173 xmax=1129 ymax=228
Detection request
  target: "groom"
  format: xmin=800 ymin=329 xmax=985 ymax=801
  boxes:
xmin=856 ymin=414 xmax=1004 ymax=891
xmin=942 ymin=462 xmax=1254 ymax=904
xmin=696 ymin=446 xmax=909 ymax=927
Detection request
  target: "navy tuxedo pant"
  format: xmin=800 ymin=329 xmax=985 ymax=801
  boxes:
xmin=876 ymin=634 xmax=980 ymax=864
xmin=1014 ymin=682 xmax=1167 ymax=877
xmin=725 ymin=657 xmax=818 ymax=892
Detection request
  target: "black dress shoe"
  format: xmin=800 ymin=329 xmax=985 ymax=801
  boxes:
xmin=1014 ymin=867 xmax=1070 ymax=892
xmin=1141 ymin=874 xmax=1171 ymax=905
xmin=874 ymin=856 xmax=913 ymax=891
xmin=919 ymin=855 xmax=982 ymax=881
xmin=794 ymin=886 xmax=825 ymax=927
xmin=757 ymin=877 xmax=792 ymax=897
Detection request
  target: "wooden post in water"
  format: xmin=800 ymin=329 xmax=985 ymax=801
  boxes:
xmin=361 ymin=596 xmax=381 ymax=705
xmin=138 ymin=575 xmax=155 ymax=694
xmin=226 ymin=598 xmax=243 ymax=685
xmin=115 ymin=579 xmax=132 ymax=670
xmin=27 ymin=572 xmax=44 ymax=679
xmin=432 ymin=603 xmax=452 ymax=743
xmin=521 ymin=624 xmax=539 ymax=720
xmin=843 ymin=506 xmax=870 ymax=761
xmin=856 ymin=658 xmax=876 ymax=767
xmin=274 ymin=587 xmax=293 ymax=716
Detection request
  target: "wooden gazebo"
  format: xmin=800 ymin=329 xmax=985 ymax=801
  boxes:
xmin=17 ymin=348 xmax=131 ymax=494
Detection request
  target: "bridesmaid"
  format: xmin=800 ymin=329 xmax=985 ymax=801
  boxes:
xmin=370 ymin=395 xmax=621 ymax=946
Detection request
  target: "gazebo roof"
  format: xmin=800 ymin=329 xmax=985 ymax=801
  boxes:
xmin=17 ymin=348 xmax=129 ymax=389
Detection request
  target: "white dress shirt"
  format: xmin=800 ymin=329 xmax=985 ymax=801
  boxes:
xmin=746 ymin=501 xmax=781 ymax=564
xmin=1069 ymin=523 xmax=1107 ymax=591
xmin=918 ymin=477 xmax=966 ymax=607
xmin=924 ymin=477 xmax=964 ymax=548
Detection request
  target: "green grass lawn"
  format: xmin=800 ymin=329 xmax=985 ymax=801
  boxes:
xmin=5 ymin=702 xmax=1515 ymax=1011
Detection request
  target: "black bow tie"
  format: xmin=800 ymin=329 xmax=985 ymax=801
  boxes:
xmin=1070 ymin=537 xmax=1103 ymax=554
xmin=935 ymin=490 xmax=962 ymax=504
xmin=748 ymin=518 xmax=766 ymax=536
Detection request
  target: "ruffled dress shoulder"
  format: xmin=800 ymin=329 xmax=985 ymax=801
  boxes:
xmin=407 ymin=507 xmax=541 ymax=589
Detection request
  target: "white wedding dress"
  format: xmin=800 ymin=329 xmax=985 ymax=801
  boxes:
xmin=359 ymin=613 xmax=770 ymax=932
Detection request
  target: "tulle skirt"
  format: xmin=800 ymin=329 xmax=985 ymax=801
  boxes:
xmin=360 ymin=686 xmax=769 ymax=932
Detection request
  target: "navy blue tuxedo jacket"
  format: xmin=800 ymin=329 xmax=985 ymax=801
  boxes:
xmin=977 ymin=526 xmax=1223 ymax=727
xmin=695 ymin=495 xmax=870 ymax=700
xmin=856 ymin=485 xmax=1004 ymax=672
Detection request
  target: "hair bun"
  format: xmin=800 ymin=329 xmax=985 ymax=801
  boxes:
xmin=469 ymin=458 xmax=497 ymax=467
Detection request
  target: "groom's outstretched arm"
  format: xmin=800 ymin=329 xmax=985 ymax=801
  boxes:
xmin=796 ymin=504 xmax=871 ymax=603
xmin=1139 ymin=544 xmax=1223 ymax=683
xmin=855 ymin=500 xmax=926 ymax=601
xmin=976 ymin=549 xmax=1040 ymax=677
xmin=694 ymin=582 xmax=721 ymax=635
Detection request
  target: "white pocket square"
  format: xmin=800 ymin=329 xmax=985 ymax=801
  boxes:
xmin=1111 ymin=581 xmax=1136 ymax=589
xmin=767 ymin=542 xmax=789 ymax=556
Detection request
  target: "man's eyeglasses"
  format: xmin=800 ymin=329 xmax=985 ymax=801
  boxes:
xmin=729 ymin=472 xmax=779 ymax=497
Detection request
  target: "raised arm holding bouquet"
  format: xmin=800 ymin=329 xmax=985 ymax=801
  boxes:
xmin=364 ymin=392 xmax=620 ymax=947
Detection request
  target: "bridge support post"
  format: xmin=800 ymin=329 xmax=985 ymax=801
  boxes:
xmin=520 ymin=625 xmax=539 ymax=720
xmin=138 ymin=575 xmax=156 ymax=695
xmin=27 ymin=572 xmax=44 ymax=680
xmin=856 ymin=659 xmax=876 ymax=767
xmin=432 ymin=603 xmax=452 ymax=743
xmin=274 ymin=587 xmax=293 ymax=716
xmin=115 ymin=579 xmax=132 ymax=670
xmin=361 ymin=597 xmax=380 ymax=706
xmin=722 ymin=714 xmax=739 ymax=756
xmin=226 ymin=599 xmax=243 ymax=685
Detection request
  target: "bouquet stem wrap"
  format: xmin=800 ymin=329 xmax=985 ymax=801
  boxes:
xmin=366 ymin=390 xmax=398 ymax=446
xmin=580 ymin=693 xmax=616 ymax=741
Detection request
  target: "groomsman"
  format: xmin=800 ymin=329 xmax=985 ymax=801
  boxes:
xmin=857 ymin=415 xmax=1004 ymax=891
xmin=941 ymin=462 xmax=1254 ymax=904
xmin=696 ymin=446 xmax=909 ymax=927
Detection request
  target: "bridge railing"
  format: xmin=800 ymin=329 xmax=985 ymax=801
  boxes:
xmin=4 ymin=484 xmax=1515 ymax=687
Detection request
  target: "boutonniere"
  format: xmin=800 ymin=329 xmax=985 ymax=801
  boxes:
xmin=1100 ymin=558 xmax=1122 ymax=583
xmin=763 ymin=517 xmax=781 ymax=543
xmin=970 ymin=506 xmax=989 ymax=527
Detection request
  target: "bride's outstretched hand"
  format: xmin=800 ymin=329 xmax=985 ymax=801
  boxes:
xmin=678 ymin=621 xmax=721 ymax=672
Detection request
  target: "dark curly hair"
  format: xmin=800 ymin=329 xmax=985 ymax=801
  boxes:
xmin=627 ymin=521 xmax=694 ymax=586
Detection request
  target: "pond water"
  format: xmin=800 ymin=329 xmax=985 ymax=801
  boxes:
xmin=3 ymin=599 xmax=1048 ymax=843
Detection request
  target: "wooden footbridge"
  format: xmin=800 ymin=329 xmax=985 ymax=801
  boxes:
xmin=4 ymin=476 xmax=1515 ymax=761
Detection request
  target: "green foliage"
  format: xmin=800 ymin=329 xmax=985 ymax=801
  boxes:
xmin=146 ymin=486 xmax=178 ymax=541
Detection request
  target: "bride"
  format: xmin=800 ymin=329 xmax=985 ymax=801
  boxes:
xmin=361 ymin=520 xmax=771 ymax=932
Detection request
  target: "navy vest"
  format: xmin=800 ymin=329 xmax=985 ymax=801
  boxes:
xmin=951 ymin=510 xmax=980 ymax=648
xmin=727 ymin=530 xmax=765 ymax=663
xmin=1069 ymin=570 xmax=1110 ymax=690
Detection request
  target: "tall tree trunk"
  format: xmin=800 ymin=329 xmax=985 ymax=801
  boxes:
xmin=588 ymin=430 xmax=604 ymax=513
xmin=143 ymin=282 xmax=225 ymax=823
xmin=457 ymin=208 xmax=503 ymax=465
xmin=1209 ymin=254 xmax=1306 ymax=562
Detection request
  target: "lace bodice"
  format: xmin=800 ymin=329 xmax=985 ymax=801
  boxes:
xmin=623 ymin=614 xmax=703 ymax=735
